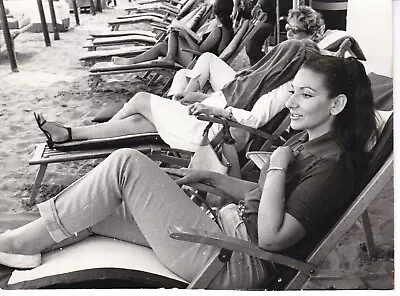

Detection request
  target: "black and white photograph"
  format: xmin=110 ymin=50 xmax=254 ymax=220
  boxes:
xmin=0 ymin=0 xmax=395 ymax=293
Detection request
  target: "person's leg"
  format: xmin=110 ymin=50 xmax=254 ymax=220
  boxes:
xmin=185 ymin=52 xmax=236 ymax=92
xmin=245 ymin=22 xmax=274 ymax=66
xmin=35 ymin=92 xmax=160 ymax=142
xmin=2 ymin=149 xmax=222 ymax=281
xmin=168 ymin=53 xmax=236 ymax=97
xmin=112 ymin=42 xmax=168 ymax=65
xmin=35 ymin=113 xmax=157 ymax=142
xmin=111 ymin=91 xmax=156 ymax=122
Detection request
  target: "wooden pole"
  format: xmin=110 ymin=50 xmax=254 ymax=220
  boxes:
xmin=276 ymin=0 xmax=280 ymax=44
xmin=89 ymin=0 xmax=96 ymax=15
xmin=293 ymin=0 xmax=298 ymax=10
xmin=36 ymin=0 xmax=51 ymax=46
xmin=96 ymin=0 xmax=103 ymax=12
xmin=71 ymin=0 xmax=80 ymax=25
xmin=48 ymin=0 xmax=60 ymax=40
xmin=0 ymin=0 xmax=18 ymax=71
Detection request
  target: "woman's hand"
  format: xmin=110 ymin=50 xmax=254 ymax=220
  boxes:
xmin=269 ymin=146 xmax=299 ymax=169
xmin=174 ymin=92 xmax=209 ymax=105
xmin=162 ymin=167 xmax=209 ymax=186
xmin=251 ymin=4 xmax=263 ymax=18
xmin=188 ymin=102 xmax=221 ymax=116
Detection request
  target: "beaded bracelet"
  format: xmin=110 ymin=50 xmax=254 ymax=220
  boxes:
xmin=266 ymin=167 xmax=286 ymax=174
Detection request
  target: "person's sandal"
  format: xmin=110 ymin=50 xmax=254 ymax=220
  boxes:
xmin=34 ymin=112 xmax=72 ymax=149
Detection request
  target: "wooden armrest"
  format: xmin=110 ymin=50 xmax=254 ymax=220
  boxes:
xmin=196 ymin=115 xmax=277 ymax=141
xmin=181 ymin=48 xmax=202 ymax=56
xmin=245 ymin=151 xmax=272 ymax=169
xmin=169 ymin=226 xmax=316 ymax=275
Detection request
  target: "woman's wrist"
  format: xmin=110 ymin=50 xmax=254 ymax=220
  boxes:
xmin=266 ymin=167 xmax=286 ymax=174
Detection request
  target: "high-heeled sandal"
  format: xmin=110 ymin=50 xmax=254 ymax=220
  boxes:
xmin=34 ymin=112 xmax=72 ymax=149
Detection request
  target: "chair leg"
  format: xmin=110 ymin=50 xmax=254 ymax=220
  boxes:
xmin=148 ymin=73 xmax=160 ymax=85
xmin=27 ymin=164 xmax=48 ymax=206
xmin=91 ymin=75 xmax=101 ymax=91
xmin=360 ymin=210 xmax=378 ymax=259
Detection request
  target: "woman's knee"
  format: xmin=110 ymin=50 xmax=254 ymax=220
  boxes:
xmin=109 ymin=148 xmax=146 ymax=164
xmin=198 ymin=52 xmax=217 ymax=63
xmin=125 ymin=92 xmax=151 ymax=109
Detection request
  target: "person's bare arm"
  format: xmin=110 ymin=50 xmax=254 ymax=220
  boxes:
xmin=257 ymin=146 xmax=306 ymax=251
xmin=163 ymin=167 xmax=258 ymax=203
xmin=175 ymin=92 xmax=210 ymax=105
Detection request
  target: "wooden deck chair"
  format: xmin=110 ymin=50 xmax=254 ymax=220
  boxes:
xmin=108 ymin=0 xmax=205 ymax=32
xmin=26 ymin=106 xmax=289 ymax=206
xmin=4 ymin=112 xmax=392 ymax=290
xmin=0 ymin=12 xmax=32 ymax=54
xmin=87 ymin=12 xmax=267 ymax=91
xmin=124 ymin=0 xmax=190 ymax=16
xmin=80 ymin=3 xmax=211 ymax=64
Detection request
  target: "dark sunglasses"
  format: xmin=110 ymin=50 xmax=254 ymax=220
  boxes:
xmin=285 ymin=23 xmax=308 ymax=34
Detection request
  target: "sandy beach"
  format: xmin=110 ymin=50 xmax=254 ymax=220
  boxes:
xmin=0 ymin=0 xmax=394 ymax=290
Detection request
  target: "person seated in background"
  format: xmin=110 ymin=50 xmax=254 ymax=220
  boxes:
xmin=168 ymin=6 xmax=349 ymax=103
xmin=232 ymin=0 xmax=278 ymax=66
xmin=34 ymin=39 xmax=320 ymax=153
xmin=112 ymin=0 xmax=234 ymax=67
xmin=0 ymin=56 xmax=378 ymax=290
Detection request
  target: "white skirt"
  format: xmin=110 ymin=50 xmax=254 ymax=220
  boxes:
xmin=150 ymin=91 xmax=228 ymax=152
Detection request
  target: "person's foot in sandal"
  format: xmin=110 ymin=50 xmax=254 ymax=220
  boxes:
xmin=34 ymin=112 xmax=72 ymax=148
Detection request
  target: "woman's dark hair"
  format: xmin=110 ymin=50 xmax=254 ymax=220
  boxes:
xmin=301 ymin=55 xmax=378 ymax=166
xmin=213 ymin=0 xmax=233 ymax=29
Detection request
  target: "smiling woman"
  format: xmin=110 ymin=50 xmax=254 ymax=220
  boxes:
xmin=287 ymin=55 xmax=377 ymax=157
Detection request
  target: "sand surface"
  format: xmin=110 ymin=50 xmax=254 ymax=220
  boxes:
xmin=0 ymin=1 xmax=394 ymax=290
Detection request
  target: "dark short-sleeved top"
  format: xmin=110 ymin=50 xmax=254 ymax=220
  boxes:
xmin=243 ymin=131 xmax=356 ymax=260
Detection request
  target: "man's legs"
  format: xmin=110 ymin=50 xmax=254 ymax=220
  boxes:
xmin=245 ymin=22 xmax=274 ymax=66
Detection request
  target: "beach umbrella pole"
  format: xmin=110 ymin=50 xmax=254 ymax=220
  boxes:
xmin=0 ymin=0 xmax=18 ymax=72
xmin=89 ymin=0 xmax=96 ymax=15
xmin=71 ymin=0 xmax=80 ymax=25
xmin=96 ymin=0 xmax=103 ymax=12
xmin=36 ymin=0 xmax=51 ymax=46
xmin=48 ymin=0 xmax=60 ymax=40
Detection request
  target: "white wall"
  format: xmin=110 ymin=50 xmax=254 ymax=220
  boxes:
xmin=347 ymin=0 xmax=393 ymax=77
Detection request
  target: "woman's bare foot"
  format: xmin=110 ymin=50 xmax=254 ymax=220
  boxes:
xmin=158 ymin=57 xmax=176 ymax=66
xmin=112 ymin=56 xmax=135 ymax=65
xmin=34 ymin=113 xmax=72 ymax=144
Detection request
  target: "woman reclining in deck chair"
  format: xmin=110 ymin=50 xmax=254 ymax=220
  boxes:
xmin=169 ymin=5 xmax=349 ymax=102
xmin=111 ymin=0 xmax=234 ymax=67
xmin=0 ymin=56 xmax=378 ymax=290
xmin=34 ymin=39 xmax=320 ymax=152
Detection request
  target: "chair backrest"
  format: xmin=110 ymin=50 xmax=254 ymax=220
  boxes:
xmin=270 ymin=113 xmax=394 ymax=290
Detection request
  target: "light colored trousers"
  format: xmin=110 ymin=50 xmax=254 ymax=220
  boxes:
xmin=37 ymin=149 xmax=268 ymax=289
xmin=168 ymin=53 xmax=237 ymax=96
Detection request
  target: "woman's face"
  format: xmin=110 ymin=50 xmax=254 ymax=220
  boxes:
xmin=286 ymin=18 xmax=310 ymax=40
xmin=285 ymin=68 xmax=337 ymax=140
